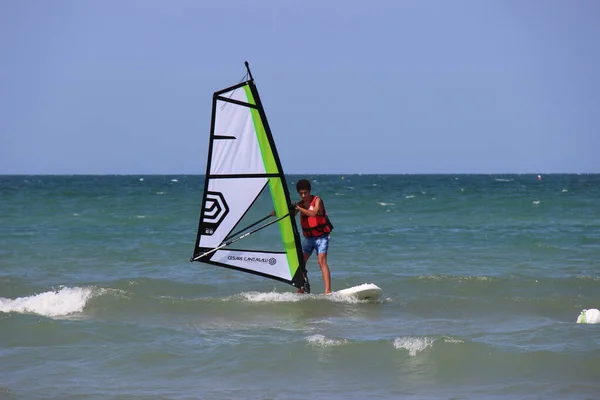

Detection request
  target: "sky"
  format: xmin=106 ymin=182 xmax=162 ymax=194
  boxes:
xmin=1 ymin=0 xmax=599 ymax=174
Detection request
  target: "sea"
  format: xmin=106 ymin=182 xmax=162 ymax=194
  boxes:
xmin=1 ymin=174 xmax=599 ymax=400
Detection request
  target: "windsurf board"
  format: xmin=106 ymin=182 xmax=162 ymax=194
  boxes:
xmin=334 ymin=283 xmax=382 ymax=300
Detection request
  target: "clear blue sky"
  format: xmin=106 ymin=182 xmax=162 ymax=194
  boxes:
xmin=2 ymin=0 xmax=599 ymax=174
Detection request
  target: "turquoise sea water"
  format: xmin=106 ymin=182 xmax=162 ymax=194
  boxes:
xmin=1 ymin=174 xmax=599 ymax=399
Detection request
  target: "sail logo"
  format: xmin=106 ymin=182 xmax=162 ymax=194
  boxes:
xmin=227 ymin=256 xmax=277 ymax=266
xmin=203 ymin=191 xmax=229 ymax=235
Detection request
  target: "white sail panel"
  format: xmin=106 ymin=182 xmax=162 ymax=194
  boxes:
xmin=199 ymin=177 xmax=267 ymax=248
xmin=211 ymin=249 xmax=292 ymax=280
xmin=192 ymin=65 xmax=309 ymax=292
xmin=210 ymin=91 xmax=265 ymax=176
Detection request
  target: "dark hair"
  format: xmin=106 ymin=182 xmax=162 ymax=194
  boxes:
xmin=296 ymin=179 xmax=311 ymax=192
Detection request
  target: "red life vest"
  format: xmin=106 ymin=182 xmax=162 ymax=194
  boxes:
xmin=300 ymin=196 xmax=334 ymax=238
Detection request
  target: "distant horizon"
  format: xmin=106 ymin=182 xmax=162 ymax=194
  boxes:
xmin=2 ymin=172 xmax=598 ymax=177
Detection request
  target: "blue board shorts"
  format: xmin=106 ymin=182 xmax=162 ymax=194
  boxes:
xmin=302 ymin=234 xmax=330 ymax=256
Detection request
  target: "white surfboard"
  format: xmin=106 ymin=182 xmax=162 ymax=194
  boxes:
xmin=334 ymin=283 xmax=382 ymax=300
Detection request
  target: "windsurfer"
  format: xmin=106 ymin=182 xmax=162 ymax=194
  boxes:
xmin=294 ymin=179 xmax=334 ymax=294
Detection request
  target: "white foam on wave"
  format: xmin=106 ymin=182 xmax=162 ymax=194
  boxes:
xmin=393 ymin=336 xmax=434 ymax=356
xmin=236 ymin=290 xmax=382 ymax=304
xmin=378 ymin=202 xmax=395 ymax=206
xmin=417 ymin=275 xmax=491 ymax=282
xmin=0 ymin=286 xmax=94 ymax=317
xmin=239 ymin=291 xmax=302 ymax=303
xmin=236 ymin=291 xmax=367 ymax=304
xmin=306 ymin=334 xmax=348 ymax=347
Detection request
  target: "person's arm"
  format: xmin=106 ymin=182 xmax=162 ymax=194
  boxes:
xmin=296 ymin=197 xmax=323 ymax=217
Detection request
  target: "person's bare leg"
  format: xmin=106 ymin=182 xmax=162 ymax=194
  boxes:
xmin=317 ymin=252 xmax=331 ymax=293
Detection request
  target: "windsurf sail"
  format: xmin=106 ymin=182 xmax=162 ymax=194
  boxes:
xmin=191 ymin=62 xmax=309 ymax=293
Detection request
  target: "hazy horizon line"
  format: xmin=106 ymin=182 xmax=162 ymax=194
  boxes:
xmin=2 ymin=172 xmax=598 ymax=176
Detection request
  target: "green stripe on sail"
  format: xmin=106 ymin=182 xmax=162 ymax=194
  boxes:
xmin=244 ymin=85 xmax=299 ymax=279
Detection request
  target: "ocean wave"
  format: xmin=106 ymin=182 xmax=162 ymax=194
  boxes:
xmin=393 ymin=336 xmax=435 ymax=356
xmin=235 ymin=291 xmax=377 ymax=305
xmin=415 ymin=274 xmax=493 ymax=282
xmin=237 ymin=291 xmax=302 ymax=303
xmin=0 ymin=286 xmax=95 ymax=317
xmin=306 ymin=334 xmax=348 ymax=347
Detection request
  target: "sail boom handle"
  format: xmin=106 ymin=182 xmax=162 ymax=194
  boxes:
xmin=224 ymin=214 xmax=272 ymax=242
xmin=191 ymin=212 xmax=291 ymax=261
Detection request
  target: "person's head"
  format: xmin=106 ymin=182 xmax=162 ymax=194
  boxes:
xmin=296 ymin=179 xmax=311 ymax=200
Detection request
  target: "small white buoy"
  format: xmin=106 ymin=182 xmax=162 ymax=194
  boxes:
xmin=576 ymin=308 xmax=600 ymax=324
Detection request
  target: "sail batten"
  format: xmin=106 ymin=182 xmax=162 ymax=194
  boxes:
xmin=206 ymin=173 xmax=282 ymax=179
xmin=215 ymin=96 xmax=259 ymax=109
xmin=191 ymin=64 xmax=308 ymax=292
